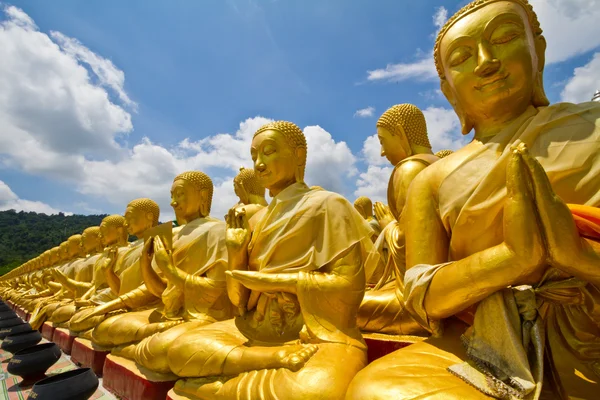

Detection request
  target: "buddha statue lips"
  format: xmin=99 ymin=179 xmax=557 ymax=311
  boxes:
xmin=161 ymin=121 xmax=373 ymax=400
xmin=347 ymin=1 xmax=600 ymax=400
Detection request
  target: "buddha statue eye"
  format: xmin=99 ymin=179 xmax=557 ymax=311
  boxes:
xmin=449 ymin=48 xmax=472 ymax=67
xmin=490 ymin=24 xmax=521 ymax=45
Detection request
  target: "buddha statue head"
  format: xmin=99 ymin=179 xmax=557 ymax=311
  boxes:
xmin=66 ymin=234 xmax=83 ymax=260
xmin=376 ymin=104 xmax=432 ymax=166
xmin=434 ymin=0 xmax=549 ymax=136
xmin=124 ymin=198 xmax=160 ymax=238
xmin=49 ymin=247 xmax=61 ymax=266
xmin=81 ymin=227 xmax=103 ymax=255
xmin=99 ymin=214 xmax=128 ymax=248
xmin=58 ymin=241 xmax=70 ymax=262
xmin=252 ymin=121 xmax=307 ymax=197
xmin=434 ymin=149 xmax=454 ymax=158
xmin=171 ymin=171 xmax=213 ymax=224
xmin=233 ymin=167 xmax=267 ymax=206
xmin=353 ymin=196 xmax=374 ymax=220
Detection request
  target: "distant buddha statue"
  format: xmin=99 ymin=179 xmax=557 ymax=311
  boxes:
xmin=434 ymin=149 xmax=454 ymax=158
xmin=232 ymin=167 xmax=268 ymax=221
xmin=347 ymin=1 xmax=600 ymax=399
xmin=164 ymin=121 xmax=373 ymax=400
xmin=357 ymin=104 xmax=439 ymax=336
xmin=69 ymin=198 xmax=160 ymax=339
xmin=353 ymin=196 xmax=382 ymax=241
xmin=89 ymin=172 xmax=231 ymax=357
xmin=50 ymin=215 xmax=129 ymax=328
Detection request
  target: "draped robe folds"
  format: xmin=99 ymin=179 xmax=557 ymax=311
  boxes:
xmin=166 ymin=183 xmax=373 ymax=400
xmin=349 ymin=102 xmax=600 ymax=400
xmin=358 ymin=154 xmax=437 ymax=336
xmin=92 ymin=217 xmax=231 ymax=349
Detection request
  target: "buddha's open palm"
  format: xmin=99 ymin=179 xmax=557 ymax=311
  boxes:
xmin=374 ymin=202 xmax=394 ymax=229
xmin=226 ymin=207 xmax=251 ymax=253
xmin=101 ymin=247 xmax=118 ymax=270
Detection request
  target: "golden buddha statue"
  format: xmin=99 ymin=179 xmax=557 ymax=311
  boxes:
xmin=353 ymin=196 xmax=382 ymax=241
xmin=50 ymin=215 xmax=129 ymax=327
xmin=357 ymin=104 xmax=439 ymax=336
xmin=84 ymin=173 xmax=230 ymax=361
xmin=162 ymin=121 xmax=373 ymax=400
xmin=232 ymin=167 xmax=268 ymax=221
xmin=347 ymin=1 xmax=600 ymax=399
xmin=30 ymin=229 xmax=103 ymax=330
xmin=69 ymin=198 xmax=160 ymax=338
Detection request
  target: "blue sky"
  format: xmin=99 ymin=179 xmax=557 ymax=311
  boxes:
xmin=1 ymin=0 xmax=599 ymax=221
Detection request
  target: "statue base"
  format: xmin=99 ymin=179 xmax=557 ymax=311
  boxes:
xmin=70 ymin=338 xmax=109 ymax=376
xmin=363 ymin=332 xmax=426 ymax=363
xmin=102 ymin=354 xmax=176 ymax=400
xmin=52 ymin=327 xmax=76 ymax=354
xmin=41 ymin=322 xmax=55 ymax=341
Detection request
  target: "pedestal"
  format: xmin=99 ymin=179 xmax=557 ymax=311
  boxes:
xmin=70 ymin=338 xmax=109 ymax=376
xmin=52 ymin=327 xmax=76 ymax=354
xmin=364 ymin=332 xmax=426 ymax=363
xmin=103 ymin=355 xmax=176 ymax=400
xmin=41 ymin=321 xmax=55 ymax=341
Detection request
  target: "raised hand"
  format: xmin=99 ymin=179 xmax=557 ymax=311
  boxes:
xmin=101 ymin=246 xmax=118 ymax=270
xmin=374 ymin=202 xmax=394 ymax=229
xmin=153 ymin=236 xmax=175 ymax=275
xmin=225 ymin=207 xmax=251 ymax=254
xmin=504 ymin=143 xmax=546 ymax=284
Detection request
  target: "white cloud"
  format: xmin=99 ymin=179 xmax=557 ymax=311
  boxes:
xmin=353 ymin=165 xmax=393 ymax=203
xmin=366 ymin=55 xmax=437 ymax=83
xmin=422 ymin=106 xmax=470 ymax=152
xmin=530 ymin=0 xmax=600 ymax=65
xmin=560 ymin=52 xmax=600 ymax=103
xmin=0 ymin=180 xmax=71 ymax=215
xmin=361 ymin=134 xmax=387 ymax=166
xmin=433 ymin=6 xmax=448 ymax=31
xmin=354 ymin=106 xmax=375 ymax=118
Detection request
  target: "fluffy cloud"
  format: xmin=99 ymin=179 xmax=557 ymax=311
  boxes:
xmin=354 ymin=166 xmax=392 ymax=203
xmin=422 ymin=106 xmax=469 ymax=151
xmin=433 ymin=6 xmax=448 ymax=31
xmin=0 ymin=180 xmax=71 ymax=215
xmin=0 ymin=7 xmax=358 ymax=220
xmin=354 ymin=106 xmax=375 ymax=118
xmin=560 ymin=52 xmax=600 ymax=103
xmin=366 ymin=55 xmax=436 ymax=83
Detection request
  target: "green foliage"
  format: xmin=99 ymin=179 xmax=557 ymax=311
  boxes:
xmin=0 ymin=210 xmax=108 ymax=276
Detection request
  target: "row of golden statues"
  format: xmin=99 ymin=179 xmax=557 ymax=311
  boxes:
xmin=2 ymin=1 xmax=600 ymax=398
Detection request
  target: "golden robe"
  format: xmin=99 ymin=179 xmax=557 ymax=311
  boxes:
xmin=92 ymin=217 xmax=230 ymax=350
xmin=347 ymin=102 xmax=600 ymax=400
xmin=167 ymin=183 xmax=373 ymax=400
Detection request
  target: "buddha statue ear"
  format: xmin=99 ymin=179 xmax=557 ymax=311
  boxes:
xmin=199 ymin=189 xmax=210 ymax=217
xmin=295 ymin=147 xmax=307 ymax=183
xmin=532 ymin=35 xmax=550 ymax=107
xmin=441 ymin=80 xmax=474 ymax=135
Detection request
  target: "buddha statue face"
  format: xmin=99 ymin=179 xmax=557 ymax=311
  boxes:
xmin=170 ymin=172 xmax=212 ymax=224
xmin=251 ymin=122 xmax=307 ymax=196
xmin=67 ymin=235 xmax=83 ymax=259
xmin=377 ymin=126 xmax=410 ymax=166
xmin=124 ymin=198 xmax=159 ymax=237
xmin=81 ymin=228 xmax=101 ymax=255
xmin=59 ymin=242 xmax=69 ymax=261
xmin=437 ymin=0 xmax=547 ymax=134
xmin=354 ymin=197 xmax=373 ymax=220
xmin=49 ymin=248 xmax=61 ymax=265
xmin=99 ymin=215 xmax=126 ymax=247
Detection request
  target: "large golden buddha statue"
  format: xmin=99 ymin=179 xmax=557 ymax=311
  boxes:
xmin=354 ymin=196 xmax=382 ymax=241
xmin=68 ymin=198 xmax=160 ymax=338
xmin=347 ymin=1 xmax=600 ymax=399
xmin=50 ymin=215 xmax=129 ymax=327
xmin=89 ymin=172 xmax=231 ymax=355
xmin=357 ymin=104 xmax=438 ymax=336
xmin=162 ymin=121 xmax=373 ymax=400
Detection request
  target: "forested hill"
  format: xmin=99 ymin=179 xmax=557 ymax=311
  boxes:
xmin=0 ymin=210 xmax=108 ymax=276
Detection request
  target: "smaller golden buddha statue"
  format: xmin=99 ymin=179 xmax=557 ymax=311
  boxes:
xmin=164 ymin=121 xmax=373 ymax=400
xmin=353 ymin=196 xmax=382 ymax=241
xmin=358 ymin=104 xmax=439 ymax=336
xmin=232 ymin=167 xmax=268 ymax=221
xmin=91 ymin=172 xmax=231 ymax=367
xmin=69 ymin=198 xmax=160 ymax=338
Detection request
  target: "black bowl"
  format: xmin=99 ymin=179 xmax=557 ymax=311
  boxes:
xmin=0 ymin=310 xmax=17 ymax=320
xmin=0 ymin=322 xmax=33 ymax=339
xmin=1 ymin=329 xmax=42 ymax=354
xmin=0 ymin=317 xmax=23 ymax=329
xmin=7 ymin=343 xmax=61 ymax=385
xmin=28 ymin=368 xmax=99 ymax=400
